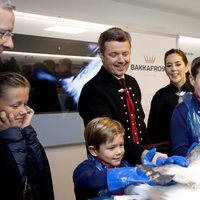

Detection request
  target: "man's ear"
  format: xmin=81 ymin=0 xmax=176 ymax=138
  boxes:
xmin=189 ymin=75 xmax=195 ymax=86
xmin=88 ymin=145 xmax=98 ymax=157
xmin=99 ymin=51 xmax=104 ymax=62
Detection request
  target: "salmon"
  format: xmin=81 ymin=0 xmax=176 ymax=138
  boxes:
xmin=136 ymin=143 xmax=200 ymax=188
xmin=121 ymin=144 xmax=200 ymax=199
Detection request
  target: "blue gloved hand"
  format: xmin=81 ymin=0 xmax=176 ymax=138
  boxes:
xmin=187 ymin=142 xmax=198 ymax=156
xmin=107 ymin=167 xmax=156 ymax=193
xmin=156 ymin=156 xmax=189 ymax=167
xmin=143 ymin=148 xmax=189 ymax=167
xmin=143 ymin=148 xmax=157 ymax=166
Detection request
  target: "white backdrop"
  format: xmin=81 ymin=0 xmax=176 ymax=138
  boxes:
xmin=127 ymin=32 xmax=177 ymax=123
xmin=178 ymin=36 xmax=200 ymax=66
xmin=33 ymin=32 xmax=177 ymax=146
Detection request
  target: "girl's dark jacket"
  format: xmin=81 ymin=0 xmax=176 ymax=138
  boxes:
xmin=0 ymin=125 xmax=54 ymax=200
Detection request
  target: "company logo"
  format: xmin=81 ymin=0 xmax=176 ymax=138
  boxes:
xmin=144 ymin=56 xmax=156 ymax=64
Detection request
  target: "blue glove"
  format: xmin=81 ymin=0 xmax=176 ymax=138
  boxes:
xmin=187 ymin=142 xmax=198 ymax=156
xmin=143 ymin=148 xmax=189 ymax=167
xmin=156 ymin=156 xmax=189 ymax=167
xmin=107 ymin=167 xmax=155 ymax=193
xmin=143 ymin=148 xmax=157 ymax=166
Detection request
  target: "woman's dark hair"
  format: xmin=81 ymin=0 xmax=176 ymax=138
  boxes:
xmin=164 ymin=49 xmax=188 ymax=66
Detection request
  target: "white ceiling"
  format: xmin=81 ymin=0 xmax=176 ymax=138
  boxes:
xmin=11 ymin=0 xmax=200 ymax=39
xmin=12 ymin=0 xmax=200 ymax=19
xmin=113 ymin=0 xmax=200 ymax=18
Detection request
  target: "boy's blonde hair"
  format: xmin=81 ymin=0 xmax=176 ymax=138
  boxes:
xmin=84 ymin=117 xmax=125 ymax=150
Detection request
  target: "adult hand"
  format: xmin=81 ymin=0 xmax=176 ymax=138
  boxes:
xmin=156 ymin=155 xmax=189 ymax=167
xmin=142 ymin=148 xmax=167 ymax=165
xmin=143 ymin=148 xmax=189 ymax=167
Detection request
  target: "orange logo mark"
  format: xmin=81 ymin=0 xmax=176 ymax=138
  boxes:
xmin=144 ymin=56 xmax=156 ymax=64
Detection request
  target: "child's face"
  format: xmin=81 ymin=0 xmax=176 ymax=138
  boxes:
xmin=191 ymin=72 xmax=200 ymax=96
xmin=0 ymin=87 xmax=29 ymax=127
xmin=95 ymin=134 xmax=125 ymax=167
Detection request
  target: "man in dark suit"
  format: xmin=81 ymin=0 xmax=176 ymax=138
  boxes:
xmin=78 ymin=27 xmax=169 ymax=165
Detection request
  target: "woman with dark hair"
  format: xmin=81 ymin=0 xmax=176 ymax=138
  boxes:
xmin=147 ymin=49 xmax=194 ymax=156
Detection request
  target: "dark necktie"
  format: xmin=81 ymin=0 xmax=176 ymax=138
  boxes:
xmin=119 ymin=78 xmax=139 ymax=143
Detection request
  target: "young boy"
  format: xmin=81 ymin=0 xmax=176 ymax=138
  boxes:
xmin=73 ymin=117 xmax=155 ymax=200
xmin=0 ymin=72 xmax=54 ymax=199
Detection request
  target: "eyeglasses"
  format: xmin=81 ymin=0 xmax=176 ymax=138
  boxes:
xmin=0 ymin=31 xmax=14 ymax=40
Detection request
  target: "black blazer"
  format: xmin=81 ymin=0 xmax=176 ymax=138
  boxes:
xmin=78 ymin=66 xmax=147 ymax=164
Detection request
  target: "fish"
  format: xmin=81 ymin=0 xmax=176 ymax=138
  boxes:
xmin=137 ymin=143 xmax=200 ymax=188
xmin=122 ymin=144 xmax=200 ymax=200
xmin=124 ymin=183 xmax=200 ymax=200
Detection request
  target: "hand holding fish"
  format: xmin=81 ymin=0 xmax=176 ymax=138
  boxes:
xmin=137 ymin=143 xmax=200 ymax=188
xmin=142 ymin=148 xmax=189 ymax=167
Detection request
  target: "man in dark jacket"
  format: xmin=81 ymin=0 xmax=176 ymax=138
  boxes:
xmin=78 ymin=27 xmax=169 ymax=165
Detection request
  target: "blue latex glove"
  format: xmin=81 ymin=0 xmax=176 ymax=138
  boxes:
xmin=187 ymin=142 xmax=198 ymax=156
xmin=143 ymin=148 xmax=189 ymax=167
xmin=107 ymin=167 xmax=155 ymax=193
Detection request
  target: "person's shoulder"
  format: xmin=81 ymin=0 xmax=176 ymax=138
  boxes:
xmin=152 ymin=84 xmax=172 ymax=97
xmin=81 ymin=75 xmax=98 ymax=90
xmin=74 ymin=159 xmax=96 ymax=170
xmin=73 ymin=159 xmax=91 ymax=172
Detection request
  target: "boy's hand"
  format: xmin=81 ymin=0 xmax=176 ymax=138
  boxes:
xmin=21 ymin=106 xmax=34 ymax=129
